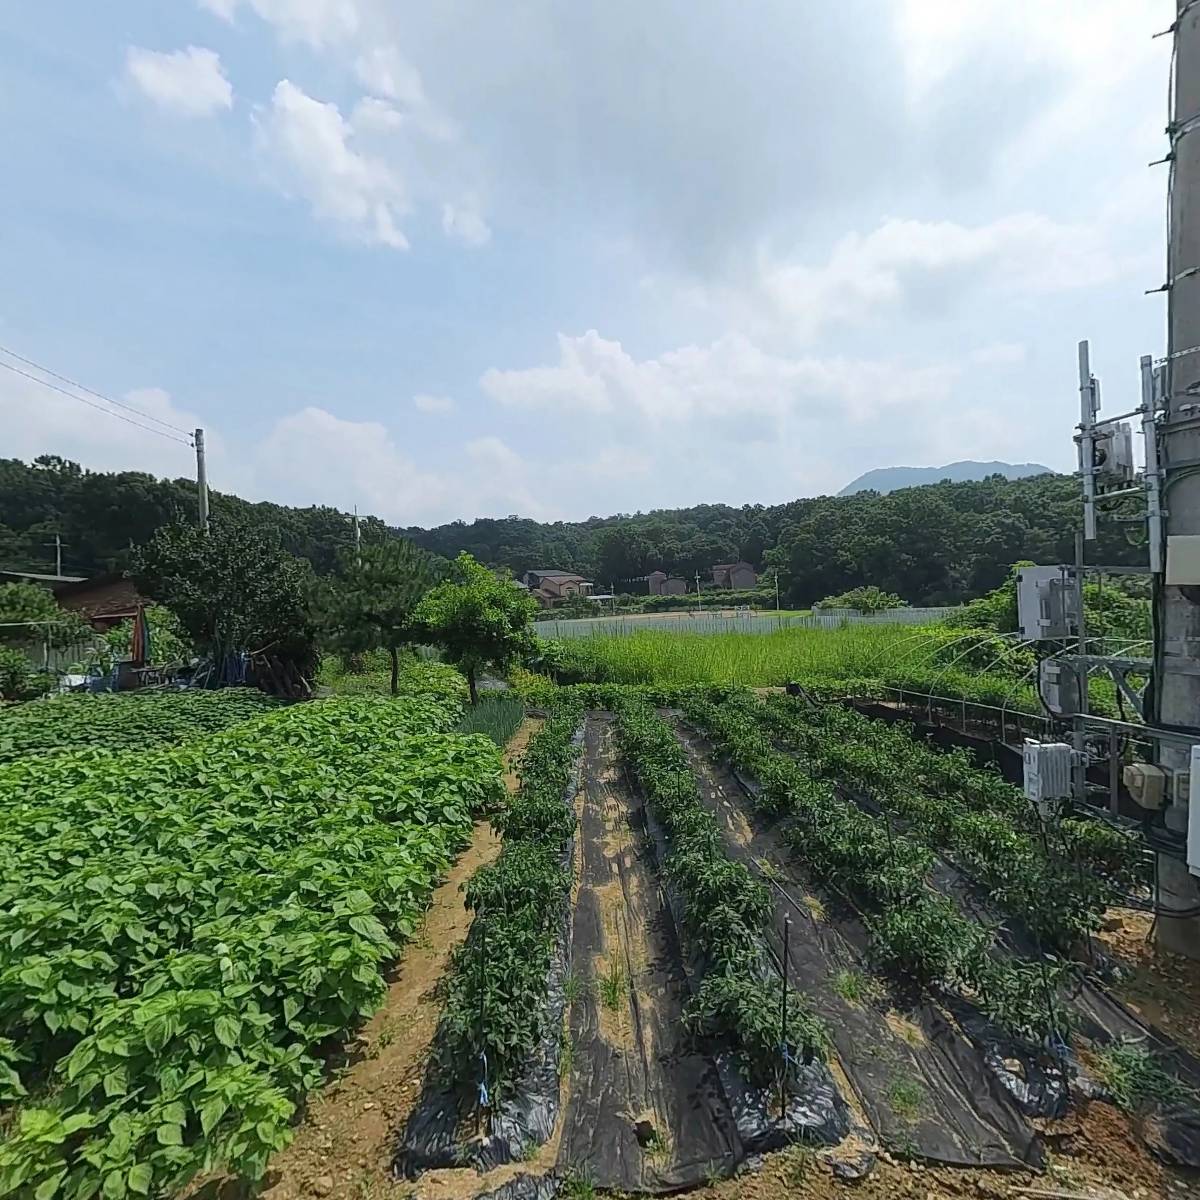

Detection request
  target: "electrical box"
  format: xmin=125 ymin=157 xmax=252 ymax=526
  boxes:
xmin=1092 ymin=422 xmax=1135 ymax=484
xmin=1039 ymin=658 xmax=1085 ymax=716
xmin=1166 ymin=535 xmax=1200 ymax=586
xmin=1190 ymin=746 xmax=1200 ymax=878
xmin=1016 ymin=566 xmax=1079 ymax=641
xmin=1024 ymin=740 xmax=1074 ymax=819
xmin=1124 ymin=762 xmax=1167 ymax=810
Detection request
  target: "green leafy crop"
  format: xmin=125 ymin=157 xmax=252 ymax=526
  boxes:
xmin=0 ymin=683 xmax=502 ymax=1199
xmin=0 ymin=689 xmax=281 ymax=765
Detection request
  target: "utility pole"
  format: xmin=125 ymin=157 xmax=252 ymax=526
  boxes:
xmin=42 ymin=533 xmax=65 ymax=577
xmin=775 ymin=570 xmax=780 ymax=612
xmin=194 ymin=428 xmax=209 ymax=533
xmin=695 ymin=572 xmax=703 ymax=612
xmin=1155 ymin=0 xmax=1200 ymax=957
xmin=353 ymin=506 xmax=362 ymax=565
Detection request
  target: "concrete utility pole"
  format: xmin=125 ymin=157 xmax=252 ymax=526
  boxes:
xmin=194 ymin=428 xmax=209 ymax=533
xmin=42 ymin=533 xmax=65 ymax=577
xmin=1156 ymin=0 xmax=1200 ymax=957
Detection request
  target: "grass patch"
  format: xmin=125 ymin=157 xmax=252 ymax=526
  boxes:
xmin=1093 ymin=1039 xmax=1196 ymax=1112
xmin=832 ymin=968 xmax=882 ymax=1006
xmin=887 ymin=1075 xmax=925 ymax=1119
xmin=598 ymin=960 xmax=626 ymax=1010
xmin=456 ymin=692 xmax=524 ymax=745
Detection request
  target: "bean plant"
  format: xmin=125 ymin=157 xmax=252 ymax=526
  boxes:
xmin=0 ymin=686 xmax=502 ymax=1199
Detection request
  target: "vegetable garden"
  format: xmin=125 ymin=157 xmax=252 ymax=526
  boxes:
xmin=3 ymin=665 xmax=1199 ymax=1199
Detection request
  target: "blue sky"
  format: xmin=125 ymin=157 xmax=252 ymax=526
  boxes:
xmin=0 ymin=1 xmax=1174 ymax=525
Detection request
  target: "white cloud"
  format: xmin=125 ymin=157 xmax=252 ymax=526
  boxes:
xmin=481 ymin=329 xmax=959 ymax=431
xmin=413 ymin=393 xmax=455 ymax=414
xmin=355 ymin=45 xmax=427 ymax=108
xmin=254 ymin=405 xmax=450 ymax=522
xmin=675 ymin=212 xmax=1139 ymax=345
xmin=0 ymin=370 xmax=205 ymax=482
xmin=441 ymin=202 xmax=491 ymax=247
xmin=255 ymin=80 xmax=409 ymax=249
xmin=125 ymin=46 xmax=233 ymax=117
xmin=199 ymin=0 xmax=360 ymax=47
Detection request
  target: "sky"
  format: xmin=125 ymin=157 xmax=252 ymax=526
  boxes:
xmin=0 ymin=1 xmax=1176 ymax=527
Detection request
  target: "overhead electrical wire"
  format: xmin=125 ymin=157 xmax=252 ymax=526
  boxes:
xmin=0 ymin=342 xmax=193 ymax=437
xmin=0 ymin=357 xmax=193 ymax=447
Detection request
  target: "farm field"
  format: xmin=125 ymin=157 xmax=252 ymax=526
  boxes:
xmin=3 ymin=674 xmax=1198 ymax=1200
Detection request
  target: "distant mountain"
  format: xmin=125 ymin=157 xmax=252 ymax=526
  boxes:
xmin=839 ymin=460 xmax=1054 ymax=496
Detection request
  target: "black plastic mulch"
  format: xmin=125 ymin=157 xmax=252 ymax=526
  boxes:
xmin=671 ymin=719 xmax=1045 ymax=1171
xmin=554 ymin=714 xmax=848 ymax=1193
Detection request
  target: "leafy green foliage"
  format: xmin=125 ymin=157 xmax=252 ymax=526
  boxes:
xmin=132 ymin=517 xmax=317 ymax=678
xmin=0 ymin=583 xmax=92 ymax=648
xmin=0 ymin=689 xmax=280 ymax=765
xmin=0 ymin=649 xmax=49 ymax=703
xmin=436 ymin=705 xmax=582 ymax=1102
xmin=312 ymin=540 xmax=446 ymax=694
xmin=416 ymin=553 xmax=540 ymax=705
xmin=757 ymin=695 xmax=1143 ymax=947
xmin=612 ymin=698 xmax=826 ymax=1081
xmin=1092 ymin=1039 xmax=1197 ymax=1113
xmin=98 ymin=605 xmax=193 ymax=671
xmin=0 ymin=682 xmax=502 ymax=1198
xmin=682 ymin=692 xmax=1073 ymax=1043
xmin=814 ymin=586 xmax=907 ymax=613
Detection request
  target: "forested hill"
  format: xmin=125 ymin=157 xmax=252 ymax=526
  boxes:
xmin=0 ymin=456 xmax=1142 ymax=607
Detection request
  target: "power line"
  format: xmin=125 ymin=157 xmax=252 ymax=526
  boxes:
xmin=0 ymin=359 xmax=192 ymax=446
xmin=0 ymin=342 xmax=194 ymax=438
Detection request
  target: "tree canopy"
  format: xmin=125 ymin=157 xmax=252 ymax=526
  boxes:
xmin=415 ymin=553 xmax=539 ymax=704
xmin=313 ymin=539 xmax=446 ymax=694
xmin=131 ymin=517 xmax=316 ymax=678
xmin=1 ymin=454 xmax=1146 ymax=611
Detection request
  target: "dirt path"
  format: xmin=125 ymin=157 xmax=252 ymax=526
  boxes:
xmin=253 ymin=719 xmax=542 ymax=1200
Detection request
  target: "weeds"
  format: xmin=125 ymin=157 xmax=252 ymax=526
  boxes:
xmin=832 ymin=968 xmax=882 ymax=1006
xmin=779 ymin=1144 xmax=816 ymax=1187
xmin=1093 ymin=1039 xmax=1196 ymax=1112
xmin=563 ymin=969 xmax=585 ymax=1005
xmin=599 ymin=960 xmax=626 ymax=1010
xmin=887 ymin=1075 xmax=925 ymax=1119
xmin=560 ymin=1165 xmax=597 ymax=1199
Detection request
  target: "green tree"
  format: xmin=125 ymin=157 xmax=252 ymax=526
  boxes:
xmin=415 ymin=553 xmax=539 ymax=704
xmin=313 ymin=539 xmax=446 ymax=695
xmin=132 ymin=517 xmax=317 ymax=681
xmin=0 ymin=581 xmax=90 ymax=645
xmin=814 ymin=586 xmax=908 ymax=613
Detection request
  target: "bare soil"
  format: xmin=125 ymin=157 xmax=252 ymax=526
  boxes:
xmin=199 ymin=720 xmax=543 ymax=1200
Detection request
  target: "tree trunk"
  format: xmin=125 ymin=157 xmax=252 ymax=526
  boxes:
xmin=467 ymin=666 xmax=478 ymax=707
xmin=389 ymin=645 xmax=399 ymax=696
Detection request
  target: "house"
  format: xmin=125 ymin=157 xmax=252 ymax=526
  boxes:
xmin=51 ymin=574 xmax=148 ymax=631
xmin=710 ymin=561 xmax=758 ymax=590
xmin=647 ymin=570 xmax=688 ymax=596
xmin=522 ymin=570 xmax=594 ymax=608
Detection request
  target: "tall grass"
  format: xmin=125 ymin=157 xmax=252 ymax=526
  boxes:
xmin=548 ymin=624 xmax=1043 ymax=710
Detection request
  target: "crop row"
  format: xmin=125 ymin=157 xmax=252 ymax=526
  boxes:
xmin=612 ymin=697 xmax=825 ymax=1081
xmin=0 ymin=689 xmax=282 ymax=765
xmin=0 ymin=686 xmax=502 ymax=1200
xmin=682 ymin=694 xmax=1071 ymax=1045
xmin=435 ymin=703 xmax=583 ymax=1106
xmin=759 ymin=695 xmax=1140 ymax=950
